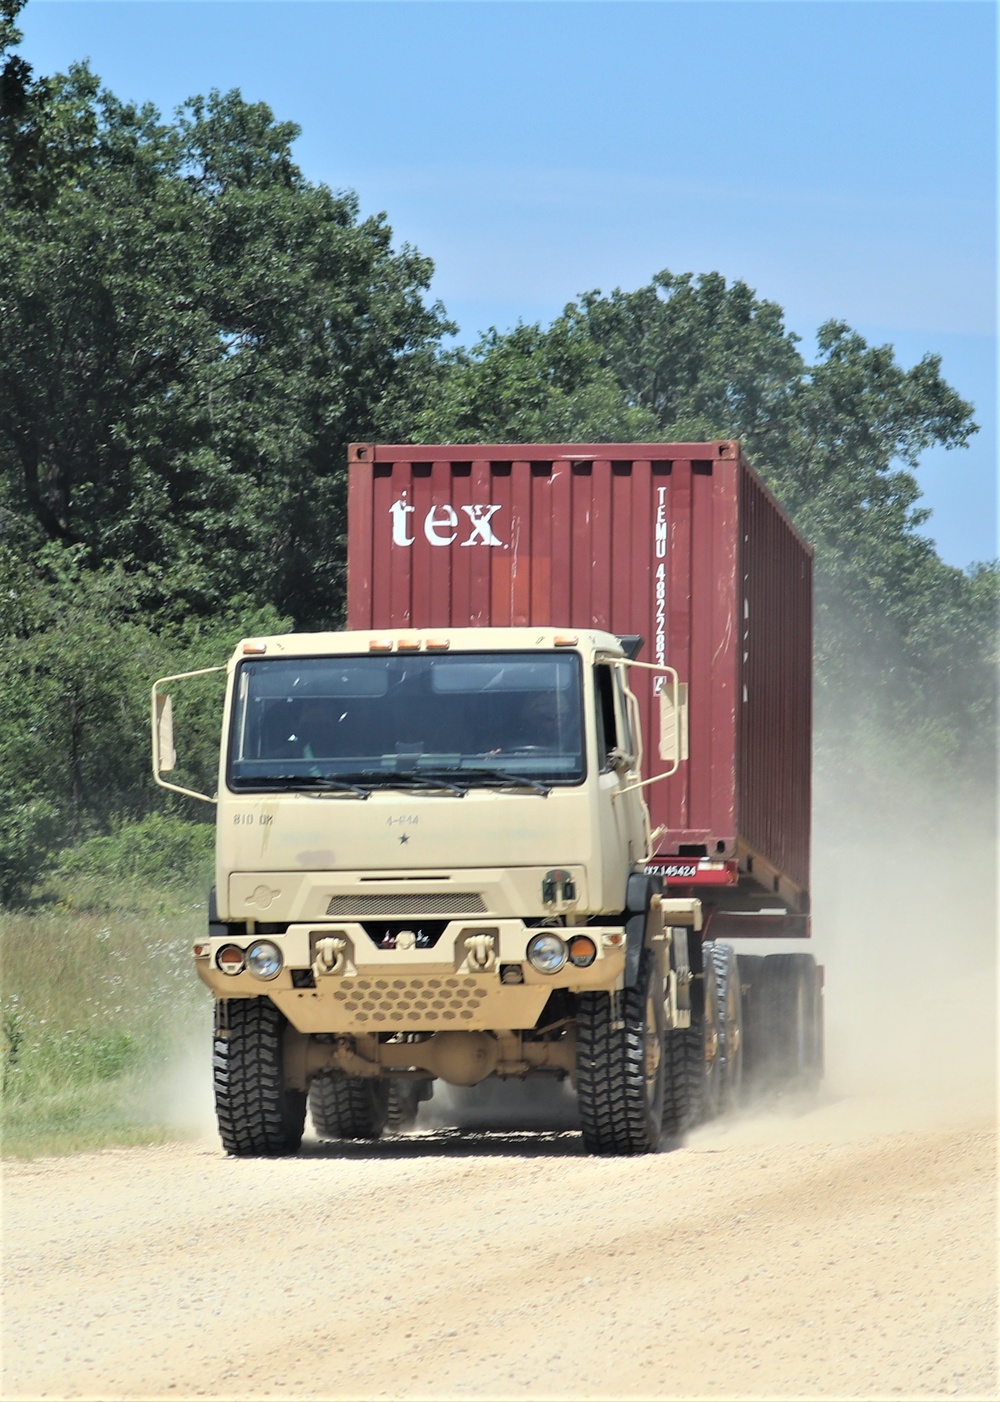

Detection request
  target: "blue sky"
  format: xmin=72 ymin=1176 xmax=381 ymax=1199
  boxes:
xmin=17 ymin=0 xmax=998 ymax=567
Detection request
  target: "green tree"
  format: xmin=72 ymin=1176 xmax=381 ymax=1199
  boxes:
xmin=0 ymin=23 xmax=451 ymax=627
xmin=0 ymin=540 xmax=289 ymax=903
xmin=566 ymin=270 xmax=805 ymax=461
xmin=412 ymin=320 xmax=659 ymax=442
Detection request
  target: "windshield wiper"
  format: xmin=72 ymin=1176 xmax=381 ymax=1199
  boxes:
xmin=355 ymin=770 xmax=468 ymax=797
xmin=459 ymin=767 xmax=551 ymax=796
xmin=248 ymin=774 xmax=372 ymax=798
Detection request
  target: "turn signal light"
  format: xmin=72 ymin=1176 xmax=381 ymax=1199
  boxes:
xmin=217 ymin=944 xmax=246 ymax=975
xmin=567 ymin=936 xmax=597 ymax=968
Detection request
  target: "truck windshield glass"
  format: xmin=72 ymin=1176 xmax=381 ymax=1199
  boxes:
xmin=227 ymin=652 xmax=585 ymax=790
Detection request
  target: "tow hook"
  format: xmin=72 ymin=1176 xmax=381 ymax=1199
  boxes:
xmin=313 ymin=937 xmax=347 ymax=979
xmin=465 ymin=933 xmax=496 ymax=970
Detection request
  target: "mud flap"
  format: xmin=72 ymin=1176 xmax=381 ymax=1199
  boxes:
xmin=624 ymin=911 xmax=647 ymax=988
xmin=623 ymin=874 xmax=663 ymax=988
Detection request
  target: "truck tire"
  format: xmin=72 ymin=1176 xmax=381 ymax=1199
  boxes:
xmin=681 ymin=946 xmax=722 ymax=1127
xmin=385 ymin=1078 xmax=432 ymax=1132
xmin=708 ymin=943 xmax=743 ymax=1112
xmin=757 ymin=952 xmax=823 ymax=1092
xmin=309 ymin=1073 xmax=389 ymax=1140
xmin=660 ymin=1028 xmax=694 ymax=1137
xmin=213 ymin=998 xmax=306 ymax=1157
xmin=735 ymin=953 xmax=765 ymax=1097
xmin=576 ymin=946 xmax=665 ymax=1155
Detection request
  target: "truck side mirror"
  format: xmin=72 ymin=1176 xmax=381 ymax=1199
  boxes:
xmin=659 ymin=681 xmax=688 ymax=764
xmin=150 ymin=666 xmax=224 ymax=805
xmin=154 ymin=692 xmax=177 ymax=773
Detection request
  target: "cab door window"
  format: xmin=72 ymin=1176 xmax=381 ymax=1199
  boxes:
xmin=595 ymin=664 xmax=618 ymax=771
xmin=613 ymin=667 xmax=636 ymax=760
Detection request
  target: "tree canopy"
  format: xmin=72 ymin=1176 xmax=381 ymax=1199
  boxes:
xmin=0 ymin=6 xmax=451 ymax=625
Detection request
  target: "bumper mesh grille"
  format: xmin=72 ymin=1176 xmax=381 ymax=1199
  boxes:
xmin=325 ymin=893 xmax=485 ymax=917
xmin=331 ymin=975 xmax=489 ymax=1024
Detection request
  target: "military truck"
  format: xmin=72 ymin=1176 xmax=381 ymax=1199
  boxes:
xmin=152 ymin=441 xmax=822 ymax=1157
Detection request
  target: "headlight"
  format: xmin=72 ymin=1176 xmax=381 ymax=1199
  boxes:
xmin=246 ymin=940 xmax=283 ymax=980
xmin=527 ymin=932 xmax=567 ymax=974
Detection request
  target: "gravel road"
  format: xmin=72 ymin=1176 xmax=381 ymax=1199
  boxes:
xmin=2 ymin=1084 xmax=995 ymax=1402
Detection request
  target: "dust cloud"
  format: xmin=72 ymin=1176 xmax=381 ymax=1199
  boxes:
xmin=153 ymin=1003 xmax=218 ymax=1142
xmin=423 ymin=1075 xmax=580 ymax=1133
xmin=811 ymin=769 xmax=996 ymax=1115
xmin=714 ymin=764 xmax=998 ymax=1148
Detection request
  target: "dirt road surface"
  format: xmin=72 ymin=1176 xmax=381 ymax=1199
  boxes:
xmin=2 ymin=1085 xmax=996 ymax=1402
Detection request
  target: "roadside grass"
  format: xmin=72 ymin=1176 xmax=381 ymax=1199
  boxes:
xmin=1 ymin=818 xmax=214 ymax=1158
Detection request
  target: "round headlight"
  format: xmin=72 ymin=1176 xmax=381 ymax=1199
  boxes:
xmin=527 ymin=932 xmax=567 ymax=974
xmin=246 ymin=940 xmax=283 ymax=980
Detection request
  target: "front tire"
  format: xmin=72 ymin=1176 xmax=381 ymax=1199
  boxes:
xmin=213 ymin=998 xmax=306 ymax=1157
xmin=309 ymin=1073 xmax=389 ymax=1140
xmin=577 ymin=946 xmax=665 ymax=1155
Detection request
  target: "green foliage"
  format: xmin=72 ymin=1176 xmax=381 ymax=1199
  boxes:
xmin=56 ymin=813 xmax=214 ymax=888
xmin=567 ymin=270 xmax=806 ymax=461
xmin=412 ymin=320 xmax=659 ymax=443
xmin=0 ymin=52 xmax=452 ymax=626
xmin=0 ymin=800 xmax=60 ymax=906
xmin=0 ymin=540 xmax=288 ymax=905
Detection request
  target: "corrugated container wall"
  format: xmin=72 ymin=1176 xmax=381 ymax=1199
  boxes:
xmin=347 ymin=443 xmax=812 ymax=911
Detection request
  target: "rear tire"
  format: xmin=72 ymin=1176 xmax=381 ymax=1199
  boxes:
xmin=577 ymin=946 xmax=665 ymax=1155
xmin=309 ymin=1073 xmax=389 ymax=1140
xmin=213 ymin=998 xmax=306 ymax=1157
xmin=708 ymin=943 xmax=743 ymax=1112
xmin=757 ymin=952 xmax=823 ymax=1092
xmin=736 ymin=954 xmax=766 ymax=1097
xmin=385 ymin=1078 xmax=432 ymax=1132
xmin=684 ymin=946 xmax=722 ymax=1127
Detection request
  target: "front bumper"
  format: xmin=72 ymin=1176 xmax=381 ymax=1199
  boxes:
xmin=195 ymin=919 xmax=626 ymax=1034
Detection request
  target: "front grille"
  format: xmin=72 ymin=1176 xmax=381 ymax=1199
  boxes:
xmin=325 ymin=893 xmax=485 ymax=917
xmin=331 ymin=976 xmax=489 ymax=1024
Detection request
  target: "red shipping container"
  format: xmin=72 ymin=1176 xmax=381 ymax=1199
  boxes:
xmin=347 ymin=442 xmax=812 ymax=914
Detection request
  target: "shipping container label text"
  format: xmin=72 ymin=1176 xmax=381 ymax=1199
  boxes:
xmin=653 ymin=487 xmax=668 ymax=690
xmin=390 ymin=498 xmax=505 ymax=547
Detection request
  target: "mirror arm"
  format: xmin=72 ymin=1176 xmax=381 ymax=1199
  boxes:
xmin=619 ymin=657 xmax=683 ymax=777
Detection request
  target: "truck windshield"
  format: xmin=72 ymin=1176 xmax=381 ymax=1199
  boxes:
xmin=227 ymin=651 xmax=585 ymax=790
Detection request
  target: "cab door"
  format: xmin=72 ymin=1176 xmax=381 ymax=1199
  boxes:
xmin=594 ymin=659 xmax=651 ymax=906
